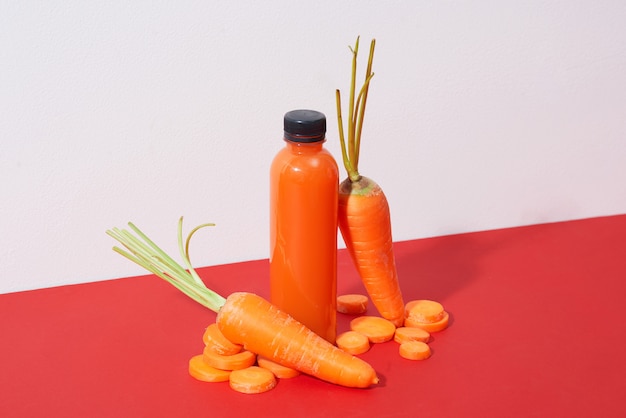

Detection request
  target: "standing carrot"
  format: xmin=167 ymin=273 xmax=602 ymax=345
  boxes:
xmin=106 ymin=218 xmax=378 ymax=388
xmin=335 ymin=37 xmax=405 ymax=327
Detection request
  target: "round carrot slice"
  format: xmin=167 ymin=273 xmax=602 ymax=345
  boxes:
xmin=399 ymin=341 xmax=431 ymax=360
xmin=394 ymin=327 xmax=430 ymax=344
xmin=257 ymin=356 xmax=300 ymax=379
xmin=336 ymin=331 xmax=371 ymax=355
xmin=229 ymin=366 xmax=277 ymax=394
xmin=202 ymin=345 xmax=257 ymax=371
xmin=350 ymin=316 xmax=396 ymax=343
xmin=188 ymin=354 xmax=231 ymax=382
xmin=203 ymin=323 xmax=243 ymax=355
xmin=404 ymin=310 xmax=450 ymax=332
xmin=405 ymin=299 xmax=445 ymax=323
xmin=337 ymin=294 xmax=369 ymax=315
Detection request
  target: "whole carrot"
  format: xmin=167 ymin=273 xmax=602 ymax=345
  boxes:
xmin=106 ymin=218 xmax=378 ymax=389
xmin=218 ymin=292 xmax=377 ymax=388
xmin=335 ymin=37 xmax=405 ymax=326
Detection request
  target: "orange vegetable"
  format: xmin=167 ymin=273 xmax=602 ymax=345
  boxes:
xmin=349 ymin=315 xmax=396 ymax=343
xmin=202 ymin=323 xmax=243 ymax=355
xmin=218 ymin=292 xmax=378 ymax=388
xmin=202 ymin=345 xmax=257 ymax=371
xmin=399 ymin=341 xmax=431 ymax=361
xmin=336 ymin=331 xmax=371 ymax=355
xmin=405 ymin=299 xmax=445 ymax=323
xmin=394 ymin=327 xmax=430 ymax=344
xmin=229 ymin=366 xmax=277 ymax=394
xmin=335 ymin=37 xmax=405 ymax=327
xmin=188 ymin=354 xmax=231 ymax=382
xmin=405 ymin=311 xmax=450 ymax=333
xmin=337 ymin=294 xmax=369 ymax=315
xmin=107 ymin=218 xmax=378 ymax=389
xmin=257 ymin=356 xmax=300 ymax=379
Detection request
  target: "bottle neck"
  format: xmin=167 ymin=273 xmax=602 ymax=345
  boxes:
xmin=284 ymin=139 xmax=325 ymax=154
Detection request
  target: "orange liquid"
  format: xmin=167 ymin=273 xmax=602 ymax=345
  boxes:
xmin=270 ymin=140 xmax=338 ymax=343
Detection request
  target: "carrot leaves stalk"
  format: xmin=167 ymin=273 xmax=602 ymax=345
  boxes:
xmin=106 ymin=218 xmax=378 ymax=388
xmin=335 ymin=37 xmax=405 ymax=327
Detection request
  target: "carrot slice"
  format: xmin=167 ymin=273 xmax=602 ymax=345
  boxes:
xmin=404 ymin=311 xmax=450 ymax=333
xmin=229 ymin=366 xmax=277 ymax=394
xmin=394 ymin=327 xmax=430 ymax=344
xmin=350 ymin=316 xmax=396 ymax=343
xmin=202 ymin=323 xmax=243 ymax=355
xmin=337 ymin=294 xmax=369 ymax=315
xmin=188 ymin=354 xmax=231 ymax=382
xmin=336 ymin=331 xmax=371 ymax=355
xmin=257 ymin=356 xmax=300 ymax=379
xmin=405 ymin=299 xmax=445 ymax=323
xmin=202 ymin=345 xmax=257 ymax=371
xmin=399 ymin=341 xmax=431 ymax=360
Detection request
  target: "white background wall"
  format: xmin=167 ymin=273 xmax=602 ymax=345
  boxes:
xmin=2 ymin=1 xmax=625 ymax=294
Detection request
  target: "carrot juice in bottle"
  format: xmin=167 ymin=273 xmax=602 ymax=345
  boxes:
xmin=270 ymin=109 xmax=339 ymax=343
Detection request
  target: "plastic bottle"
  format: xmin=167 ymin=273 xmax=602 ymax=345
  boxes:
xmin=269 ymin=109 xmax=339 ymax=343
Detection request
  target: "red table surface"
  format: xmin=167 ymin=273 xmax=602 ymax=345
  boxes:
xmin=2 ymin=215 xmax=626 ymax=417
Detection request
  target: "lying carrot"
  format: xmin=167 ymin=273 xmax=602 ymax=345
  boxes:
xmin=106 ymin=218 xmax=378 ymax=389
xmin=399 ymin=341 xmax=431 ymax=361
xmin=188 ymin=354 xmax=231 ymax=382
xmin=336 ymin=331 xmax=371 ymax=355
xmin=257 ymin=356 xmax=300 ymax=379
xmin=218 ymin=292 xmax=378 ymax=388
xmin=229 ymin=366 xmax=277 ymax=394
xmin=337 ymin=294 xmax=369 ymax=315
xmin=203 ymin=345 xmax=257 ymax=371
xmin=394 ymin=327 xmax=430 ymax=344
xmin=203 ymin=323 xmax=243 ymax=355
xmin=349 ymin=315 xmax=396 ymax=343
xmin=335 ymin=37 xmax=405 ymax=327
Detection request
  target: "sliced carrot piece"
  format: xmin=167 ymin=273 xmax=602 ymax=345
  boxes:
xmin=257 ymin=356 xmax=300 ymax=379
xmin=188 ymin=354 xmax=231 ymax=382
xmin=399 ymin=341 xmax=431 ymax=360
xmin=202 ymin=345 xmax=256 ymax=371
xmin=405 ymin=299 xmax=445 ymax=323
xmin=394 ymin=327 xmax=430 ymax=344
xmin=349 ymin=316 xmax=396 ymax=343
xmin=336 ymin=331 xmax=371 ymax=355
xmin=404 ymin=310 xmax=450 ymax=332
xmin=337 ymin=294 xmax=369 ymax=315
xmin=229 ymin=366 xmax=277 ymax=394
xmin=202 ymin=323 xmax=243 ymax=355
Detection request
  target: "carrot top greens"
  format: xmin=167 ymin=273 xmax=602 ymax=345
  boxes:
xmin=106 ymin=217 xmax=226 ymax=312
xmin=335 ymin=36 xmax=376 ymax=183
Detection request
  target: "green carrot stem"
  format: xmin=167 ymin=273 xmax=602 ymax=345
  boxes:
xmin=335 ymin=36 xmax=376 ymax=184
xmin=347 ymin=36 xmax=360 ymax=168
xmin=106 ymin=218 xmax=227 ymax=312
xmin=336 ymin=89 xmax=357 ymax=180
xmin=354 ymin=38 xmax=376 ymax=168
